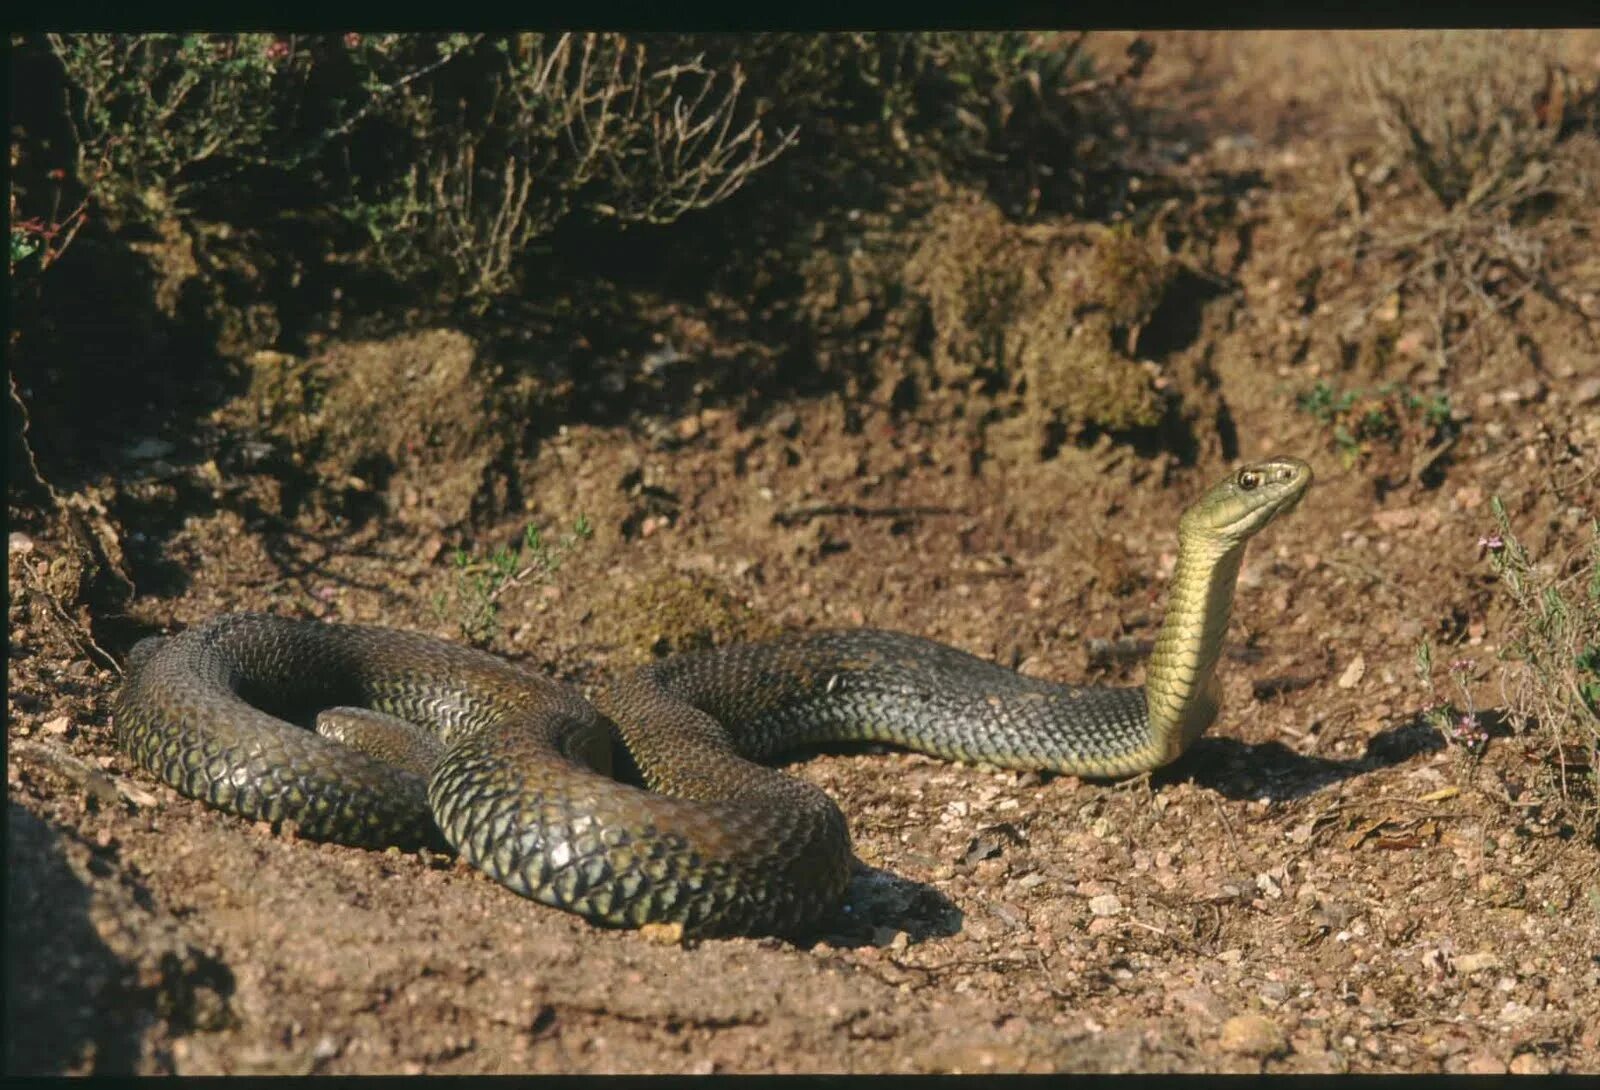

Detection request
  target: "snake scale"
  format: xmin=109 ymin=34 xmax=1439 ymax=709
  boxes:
xmin=116 ymin=456 xmax=1312 ymax=936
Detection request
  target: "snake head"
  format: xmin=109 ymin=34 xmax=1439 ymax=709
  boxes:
xmin=1181 ymin=456 xmax=1314 ymax=547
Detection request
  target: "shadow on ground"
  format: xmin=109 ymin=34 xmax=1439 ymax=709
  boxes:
xmin=5 ymin=804 xmax=144 ymax=1074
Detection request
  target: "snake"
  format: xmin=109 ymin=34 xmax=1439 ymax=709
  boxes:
xmin=115 ymin=455 xmax=1312 ymax=937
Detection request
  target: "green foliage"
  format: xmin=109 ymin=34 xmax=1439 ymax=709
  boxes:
xmin=29 ymin=31 xmax=1156 ymax=327
xmin=437 ymin=515 xmax=594 ymax=645
xmin=10 ymin=183 xmax=91 ymax=277
xmin=343 ymin=33 xmax=795 ymax=303
xmin=1295 ymin=379 xmax=1457 ymax=466
xmin=42 ymin=32 xmax=794 ymax=306
xmin=1479 ymin=497 xmax=1600 ymax=835
xmin=720 ymin=31 xmax=1144 ymax=220
xmin=10 ymin=228 xmax=40 ymax=266
xmin=47 ymin=33 xmax=305 ymax=219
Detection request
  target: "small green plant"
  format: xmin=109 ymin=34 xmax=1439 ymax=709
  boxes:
xmin=1296 ymin=380 xmax=1457 ymax=467
xmin=1414 ymin=638 xmax=1490 ymax=756
xmin=437 ymin=514 xmax=593 ymax=645
xmin=1478 ymin=498 xmax=1599 ymax=834
xmin=9 ymin=184 xmax=90 ymax=275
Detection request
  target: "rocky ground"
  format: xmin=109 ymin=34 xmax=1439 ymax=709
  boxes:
xmin=8 ymin=30 xmax=1600 ymax=1075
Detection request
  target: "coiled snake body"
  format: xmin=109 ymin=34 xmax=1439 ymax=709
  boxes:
xmin=116 ymin=457 xmax=1312 ymax=936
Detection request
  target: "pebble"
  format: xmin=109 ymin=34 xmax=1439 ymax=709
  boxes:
xmin=1088 ymin=894 xmax=1123 ymax=917
xmin=1337 ymin=656 xmax=1365 ymax=689
xmin=125 ymin=437 xmax=175 ymax=460
xmin=1463 ymin=1053 xmax=1507 ymax=1074
xmin=1219 ymin=1013 xmax=1287 ymax=1057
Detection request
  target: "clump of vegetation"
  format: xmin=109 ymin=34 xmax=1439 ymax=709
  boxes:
xmin=1084 ymin=222 xmax=1175 ymax=334
xmin=40 ymin=33 xmax=793 ymax=306
xmin=1418 ymin=499 xmax=1600 ymax=839
xmin=8 ymin=191 xmax=89 ymax=277
xmin=1347 ymin=30 xmax=1599 ymax=365
xmin=1482 ymin=498 xmax=1600 ymax=837
xmin=347 ymin=33 xmax=794 ymax=304
xmin=1296 ymin=379 xmax=1456 ymax=468
xmin=1414 ymin=642 xmax=1491 ymax=757
xmin=728 ymin=31 xmax=1152 ymax=220
xmin=614 ymin=571 xmax=778 ymax=660
xmin=890 ymin=191 xmax=1165 ymax=454
xmin=47 ymin=34 xmax=306 ymax=221
xmin=436 ymin=515 xmax=593 ymax=645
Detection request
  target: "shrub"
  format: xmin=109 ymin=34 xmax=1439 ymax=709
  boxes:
xmin=1348 ymin=31 xmax=1599 ymax=363
xmin=1420 ymin=498 xmax=1600 ymax=839
xmin=713 ymin=31 xmax=1151 ymax=220
xmin=1482 ymin=498 xmax=1600 ymax=838
xmin=46 ymin=33 xmax=308 ymax=221
xmin=42 ymin=33 xmax=793 ymax=306
xmin=348 ymin=33 xmax=794 ymax=303
xmin=435 ymin=516 xmax=593 ymax=645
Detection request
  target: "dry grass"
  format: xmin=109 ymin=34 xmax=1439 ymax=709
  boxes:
xmin=1483 ymin=497 xmax=1600 ymax=839
xmin=362 ymin=33 xmax=794 ymax=304
xmin=1344 ymin=31 xmax=1600 ymax=368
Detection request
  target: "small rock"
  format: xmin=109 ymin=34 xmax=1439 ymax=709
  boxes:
xmin=1454 ymin=951 xmax=1498 ymax=975
xmin=769 ymin=409 xmax=800 ymax=437
xmin=7 ymin=532 xmax=33 ymax=556
xmin=125 ymin=437 xmax=175 ymax=460
xmin=1337 ymin=656 xmax=1366 ymax=689
xmin=1220 ymin=1013 xmax=1288 ymax=1058
xmin=1088 ymin=893 xmax=1123 ymax=917
xmin=1464 ymin=1053 xmax=1507 ymax=1074
xmin=42 ymin=716 xmax=71 ymax=736
xmin=1395 ymin=330 xmax=1428 ymax=360
xmin=1509 ymin=1054 xmax=1549 ymax=1075
xmin=1371 ymin=507 xmax=1418 ymax=531
xmin=1176 ymin=985 xmax=1229 ymax=1024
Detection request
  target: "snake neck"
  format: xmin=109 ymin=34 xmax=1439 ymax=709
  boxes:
xmin=1142 ymin=535 xmax=1246 ymax=765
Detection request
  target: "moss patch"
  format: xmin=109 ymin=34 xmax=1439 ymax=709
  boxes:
xmin=611 ymin=571 xmax=780 ymax=662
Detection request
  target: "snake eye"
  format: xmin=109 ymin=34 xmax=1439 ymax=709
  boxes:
xmin=1237 ymin=470 xmax=1261 ymax=491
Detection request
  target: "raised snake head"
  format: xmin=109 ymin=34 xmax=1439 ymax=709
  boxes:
xmin=1179 ymin=456 xmax=1314 ymax=549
